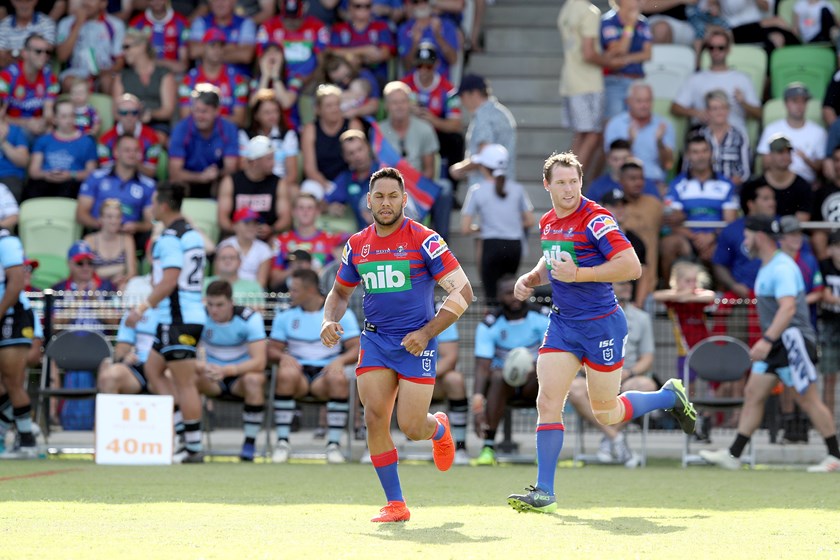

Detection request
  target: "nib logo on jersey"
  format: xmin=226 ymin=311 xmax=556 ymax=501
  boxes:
xmin=541 ymin=241 xmax=578 ymax=269
xmin=358 ymin=261 xmax=412 ymax=293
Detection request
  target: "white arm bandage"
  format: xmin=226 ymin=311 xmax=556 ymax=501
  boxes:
xmin=438 ymin=267 xmax=471 ymax=318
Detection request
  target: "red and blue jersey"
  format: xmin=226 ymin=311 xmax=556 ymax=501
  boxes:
xmin=273 ymin=229 xmax=343 ymax=271
xmin=540 ymin=198 xmax=632 ymax=320
xmin=129 ymin=9 xmax=190 ymax=62
xmin=336 ymin=218 xmax=459 ymax=336
xmin=330 ymin=20 xmax=395 ymax=82
xmin=402 ymin=71 xmax=461 ymax=120
xmin=98 ymin=123 xmax=162 ymax=168
xmin=599 ymin=11 xmax=651 ymax=77
xmin=74 ymin=104 xmax=100 ymax=135
xmin=256 ymin=16 xmax=328 ymax=83
xmin=189 ymin=13 xmax=257 ymax=76
xmin=0 ymin=61 xmax=59 ymax=119
xmin=179 ymin=64 xmax=249 ymax=116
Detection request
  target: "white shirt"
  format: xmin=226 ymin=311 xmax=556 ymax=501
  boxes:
xmin=0 ymin=183 xmax=19 ymax=221
xmin=757 ymin=119 xmax=827 ymax=182
xmin=673 ymin=69 xmax=759 ymax=132
xmin=220 ymin=237 xmax=273 ymax=282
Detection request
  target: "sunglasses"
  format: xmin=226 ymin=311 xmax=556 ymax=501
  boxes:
xmin=118 ymin=109 xmax=140 ymax=116
xmin=352 ymin=2 xmax=372 ymax=8
xmin=707 ymin=44 xmax=727 ymax=51
xmin=28 ymin=47 xmax=49 ymax=55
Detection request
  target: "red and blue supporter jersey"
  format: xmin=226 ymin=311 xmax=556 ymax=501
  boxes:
xmin=0 ymin=61 xmax=59 ymax=119
xmin=336 ymin=218 xmax=459 ymax=336
xmin=256 ymin=16 xmax=328 ymax=83
xmin=540 ymin=198 xmax=632 ymax=320
xmin=190 ymin=14 xmax=257 ymax=76
xmin=273 ymin=229 xmax=343 ymax=271
xmin=329 ymin=20 xmax=395 ymax=82
xmin=129 ymin=10 xmax=190 ymax=62
xmin=98 ymin=123 xmax=162 ymax=168
xmin=402 ymin=71 xmax=461 ymax=120
xmin=179 ymin=64 xmax=248 ymax=116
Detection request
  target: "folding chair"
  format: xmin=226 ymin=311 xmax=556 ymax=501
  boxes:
xmin=35 ymin=330 xmax=112 ymax=450
xmin=644 ymin=44 xmax=696 ymax=100
xmin=682 ymin=335 xmax=754 ymax=467
xmin=18 ymin=198 xmax=82 ymax=260
xmin=573 ymin=408 xmax=649 ymax=468
xmin=769 ymin=45 xmax=836 ymax=100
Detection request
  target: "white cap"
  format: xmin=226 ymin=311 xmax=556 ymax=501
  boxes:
xmin=470 ymin=144 xmax=509 ymax=177
xmin=243 ymin=135 xmax=274 ymax=160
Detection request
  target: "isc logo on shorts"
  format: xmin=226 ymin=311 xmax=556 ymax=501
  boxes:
xmin=358 ymin=261 xmax=412 ymax=293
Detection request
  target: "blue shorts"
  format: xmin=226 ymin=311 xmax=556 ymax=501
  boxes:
xmin=540 ymin=306 xmax=627 ymax=372
xmin=357 ymin=330 xmax=438 ymax=384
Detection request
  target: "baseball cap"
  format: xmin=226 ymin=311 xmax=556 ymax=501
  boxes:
xmin=744 ymin=214 xmax=781 ymax=237
xmin=768 ymin=134 xmax=793 ymax=153
xmin=600 ymin=188 xmax=626 ymax=206
xmin=470 ymin=143 xmax=508 ymax=177
xmin=243 ymin=135 xmax=274 ymax=160
xmin=233 ymin=207 xmax=261 ymax=223
xmin=287 ymin=249 xmax=312 ymax=263
xmin=783 ymin=82 xmax=811 ymax=100
xmin=68 ymin=240 xmax=96 ymax=262
xmin=416 ymin=42 xmax=438 ymax=64
xmin=780 ymin=215 xmax=802 ymax=234
xmin=279 ymin=0 xmax=304 ymax=17
xmin=203 ymin=28 xmax=228 ymax=44
xmin=457 ymin=74 xmax=487 ymax=96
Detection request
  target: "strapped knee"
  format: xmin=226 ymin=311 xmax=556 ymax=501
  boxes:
xmin=590 ymin=397 xmax=625 ymax=426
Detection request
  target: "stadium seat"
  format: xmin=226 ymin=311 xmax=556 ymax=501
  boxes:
xmin=653 ymin=97 xmax=688 ymax=168
xmin=29 ymin=254 xmax=70 ymax=291
xmin=681 ymin=335 xmax=755 ymax=468
xmin=89 ymin=93 xmax=114 ymax=137
xmin=18 ymin=198 xmax=82 ymax=260
xmin=644 ymin=44 xmax=696 ymax=100
xmin=761 ymin=97 xmax=823 ymax=126
xmin=699 ymin=44 xmax=767 ymax=100
xmin=769 ymin=45 xmax=836 ymax=100
xmin=156 ymin=149 xmax=169 ymax=182
xmin=181 ymin=198 xmax=220 ymax=245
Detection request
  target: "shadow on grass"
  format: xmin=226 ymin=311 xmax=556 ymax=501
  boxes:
xmin=554 ymin=514 xmax=708 ymax=535
xmin=368 ymin=521 xmax=504 ymax=544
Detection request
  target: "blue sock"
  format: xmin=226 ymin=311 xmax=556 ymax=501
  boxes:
xmin=371 ymin=448 xmax=404 ymax=503
xmin=620 ymin=389 xmax=678 ymax=420
xmin=535 ymin=423 xmax=564 ymax=495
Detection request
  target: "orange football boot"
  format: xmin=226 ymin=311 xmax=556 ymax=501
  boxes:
xmin=432 ymin=411 xmax=454 ymax=471
xmin=371 ymin=501 xmax=410 ymax=522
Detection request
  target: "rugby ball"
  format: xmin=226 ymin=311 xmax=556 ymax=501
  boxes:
xmin=503 ymin=347 xmax=534 ymax=387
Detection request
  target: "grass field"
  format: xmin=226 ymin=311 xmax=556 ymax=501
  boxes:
xmin=2 ymin=458 xmax=839 ymax=559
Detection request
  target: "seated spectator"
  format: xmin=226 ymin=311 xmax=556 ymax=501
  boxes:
xmin=758 ymin=83 xmax=826 ymax=185
xmin=325 ymin=129 xmax=376 ymax=229
xmin=0 ymin=0 xmax=56 ymax=68
xmin=330 ymin=0 xmax=395 ymax=86
xmin=0 ymin=181 xmax=18 ymax=237
xmin=250 ymin=42 xmax=299 ymax=121
xmin=56 ymin=0 xmax=126 ymax=93
xmin=51 ymin=240 xmax=118 ymax=314
xmin=168 ymin=84 xmax=240 ymax=199
xmin=271 ymin=192 xmax=345 ymax=290
xmin=397 ymin=0 xmax=460 ymax=81
xmin=275 ymin=248 xmax=313 ymax=292
xmin=179 ymin=29 xmax=248 ymax=128
xmin=300 ymin=84 xmax=364 ymax=199
xmin=670 ymin=27 xmax=761 ymax=134
xmin=618 ymin=158 xmax=663 ymax=299
xmin=82 ymin=199 xmax=138 ymax=291
xmin=642 ymin=0 xmax=694 ymax=46
xmin=791 ymin=0 xmax=837 ymax=43
xmin=660 ymin=134 xmax=738 ymax=284
xmin=696 ymin=90 xmax=751 ymax=186
xmin=744 ymin=135 xmax=813 ymax=222
xmin=220 ymin=208 xmax=273 ymax=288
xmin=98 ymin=94 xmax=162 ymax=179
xmin=68 ymin=77 xmax=101 ymax=137
xmin=188 ymin=0 xmax=257 ymax=77
xmin=256 ymin=0 xmax=327 ymax=89
xmin=128 ymin=0 xmax=191 ymax=74
xmin=718 ymin=0 xmax=797 ymax=50
xmin=0 ymin=116 xmax=30 ymax=202
xmin=604 ymin=81 xmax=675 ymax=191
xmin=0 ymin=33 xmax=58 ymax=142
xmin=77 ymin=134 xmax=156 ymax=234
xmin=195 ymin=279 xmax=267 ymax=462
xmin=823 ymin=68 xmax=840 ymax=128
xmin=268 ymin=268 xmax=361 ymax=464
xmin=819 ymin=231 xmax=840 ymax=414
xmin=812 ymin=146 xmax=840 ymax=259
xmin=204 ymin=242 xmax=265 ymax=306
xmin=599 ymin=0 xmax=653 ymax=120
xmin=27 ymin=99 xmax=98 ymax=200
xmin=237 ymin=90 xmax=298 ymax=204
xmin=780 ymin=215 xmax=823 ymax=328
xmin=600 ymin=189 xmax=652 ymax=306
xmin=586 ymin=138 xmax=660 ymax=201
xmin=113 ymin=27 xmax=177 ymax=137
xmin=320 ymin=51 xmax=381 ymax=120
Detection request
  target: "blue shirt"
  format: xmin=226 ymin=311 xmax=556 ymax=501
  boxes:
xmin=712 ymin=217 xmax=761 ymax=288
xmin=600 ymin=11 xmax=651 ymax=77
xmin=270 ymin=305 xmax=360 ymax=367
xmin=79 ymin=168 xmax=155 ymax=224
xmin=116 ymin=308 xmax=158 ymax=364
xmin=475 ymin=309 xmax=549 ymax=369
xmin=665 ymin=172 xmax=738 ymax=231
xmin=326 ymin=162 xmax=378 ymax=230
xmin=586 ymin=173 xmax=661 ymax=202
xmin=0 ymin=230 xmax=30 ymax=314
xmin=397 ymin=18 xmax=460 ymax=80
xmin=203 ymin=306 xmax=266 ymax=365
xmin=168 ymin=116 xmax=240 ymax=173
xmin=438 ymin=322 xmax=459 ymax=343
xmin=33 ymin=133 xmax=97 ymax=172
xmin=755 ymin=251 xmax=815 ymax=341
xmin=189 ymin=14 xmax=256 ymax=77
xmin=152 ymin=218 xmax=207 ymax=324
xmin=0 ymin=124 xmax=27 ymax=179
xmin=603 ymin=113 xmax=675 ymax=182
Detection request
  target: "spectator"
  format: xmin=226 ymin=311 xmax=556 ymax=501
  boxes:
xmin=256 ymin=0 xmax=328 ymax=89
xmin=220 ymin=134 xmax=288 ymax=241
xmin=811 ymin=146 xmax=840 ymax=259
xmin=77 ymin=134 xmax=156 ymax=234
xmin=397 ymin=0 xmax=460 ymax=81
xmin=0 ymin=33 xmax=58 ymax=142
xmin=268 ymin=267 xmax=361 ymax=464
xmin=98 ymin=93 xmax=162 ymax=179
xmin=618 ymin=158 xmax=663 ymax=300
xmin=300 ymin=84 xmax=364 ymax=199
xmin=696 ymin=90 xmax=751 ymax=186
xmin=671 ymin=27 xmax=761 ymax=133
xmin=600 ymin=189 xmax=652 ymax=306
xmin=168 ymin=84 xmax=240 ymax=199
xmin=68 ymin=77 xmax=101 ymax=137
xmin=586 ymin=138 xmax=660 ymax=202
xmin=179 ymin=29 xmax=248 ymax=128
xmin=326 ymin=129 xmax=376 ymax=229
xmin=792 ymin=0 xmax=838 ymax=43
xmin=27 ymin=99 xmax=98 ymax=200
xmin=604 ymin=81 xmax=675 ymax=190
xmin=250 ymin=42 xmax=299 ymax=120
xmin=113 ymin=27 xmax=177 ymax=137
xmin=0 ymin=181 xmax=18 ymax=230
xmin=431 ymin=320 xmax=470 ymax=464
xmin=271 ymin=192 xmax=344 ymax=290
xmin=56 ymin=0 xmax=126 ymax=93
xmin=0 ymin=114 xmax=30 ymax=203
xmin=780 ymin=215 xmax=823 ymax=329
xmin=330 ymin=0 xmax=396 ymax=85
xmin=450 ymin=74 xmax=517 ymax=190
xmin=642 ymin=0 xmax=694 ymax=46
xmin=51 ymin=240 xmax=118 ymax=320
xmin=661 ymin=134 xmax=738 ymax=284
xmin=220 ymin=208 xmax=273 ymax=288
xmin=599 ymin=0 xmax=652 ymax=120
xmin=189 ymin=0 xmax=257 ymax=77
xmin=718 ymin=0 xmax=798 ymax=50
xmin=82 ymin=198 xmax=138 ymax=291
xmin=744 ymin=134 xmax=813 ymax=222
xmin=460 ymin=144 xmax=535 ymax=306
xmin=128 ymin=0 xmax=190 ymax=74
xmin=0 ymin=0 xmax=56 ymax=68
xmin=822 ymin=68 xmax=840 ymax=128
xmin=320 ymin=51 xmax=381 ymax=120
xmin=819 ymin=230 xmax=840 ymax=415
xmin=204 ymin=243 xmax=265 ymax=305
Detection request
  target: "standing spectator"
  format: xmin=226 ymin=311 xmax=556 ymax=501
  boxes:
xmin=168 ymin=85 xmax=240 ymax=199
xmin=0 ymin=111 xmax=31 ymax=203
xmin=128 ymin=0 xmax=191 ymax=74
xmin=82 ymin=198 xmax=138 ymax=291
xmin=188 ymin=0 xmax=257 ymax=77
xmin=744 ymin=135 xmax=813 ymax=222
xmin=112 ymin=27 xmax=177 ymax=137
xmin=256 ymin=0 xmax=328 ymax=89
xmin=325 ymin=129 xmax=376 ymax=229
xmin=0 ymin=181 xmax=18 ymax=230
xmin=219 ymin=208 xmax=273 ymax=288
xmin=330 ymin=0 xmax=396 ymax=85
xmin=599 ymin=0 xmax=653 ymax=120
xmin=56 ymin=0 xmax=126 ymax=94
xmin=696 ymin=90 xmax=751 ymax=186
xmin=0 ymin=0 xmax=56 ymax=68
xmin=397 ymin=0 xmax=460 ymax=81
xmin=586 ymin=138 xmax=660 ymax=202
xmin=0 ymin=33 xmax=59 ymax=142
xmin=179 ymin=29 xmax=249 ymax=128
xmin=819 ymin=231 xmax=840 ymax=416
xmin=98 ymin=94 xmax=162 ymax=179
xmin=618 ymin=158 xmax=663 ymax=300
xmin=460 ymin=144 xmax=534 ymax=306
xmin=27 ymin=99 xmax=98 ymax=200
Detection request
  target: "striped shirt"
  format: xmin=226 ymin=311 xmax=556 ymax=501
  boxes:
xmin=697 ymin=125 xmax=751 ymax=184
xmin=0 ymin=12 xmax=57 ymax=52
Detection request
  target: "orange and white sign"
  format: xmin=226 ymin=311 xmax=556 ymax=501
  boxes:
xmin=95 ymin=394 xmax=174 ymax=465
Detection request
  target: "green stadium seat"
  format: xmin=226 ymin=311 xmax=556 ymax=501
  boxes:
xmin=769 ymin=45 xmax=836 ymax=100
xmin=89 ymin=93 xmax=114 ymax=137
xmin=699 ymin=44 xmax=767 ymax=100
xmin=182 ymin=198 xmax=220 ymax=245
xmin=18 ymin=198 xmax=82 ymax=260
xmin=156 ymin=149 xmax=168 ymax=182
xmin=654 ymin=97 xmax=688 ymax=148
xmin=29 ymin=254 xmax=70 ymax=290
xmin=644 ymin=44 xmax=696 ymax=100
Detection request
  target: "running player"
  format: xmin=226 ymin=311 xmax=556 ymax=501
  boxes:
xmin=126 ymin=183 xmax=207 ymax=463
xmin=321 ymin=167 xmax=473 ymax=523
xmin=195 ymin=280 xmax=267 ymax=462
xmin=507 ymin=152 xmax=697 ymax=514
